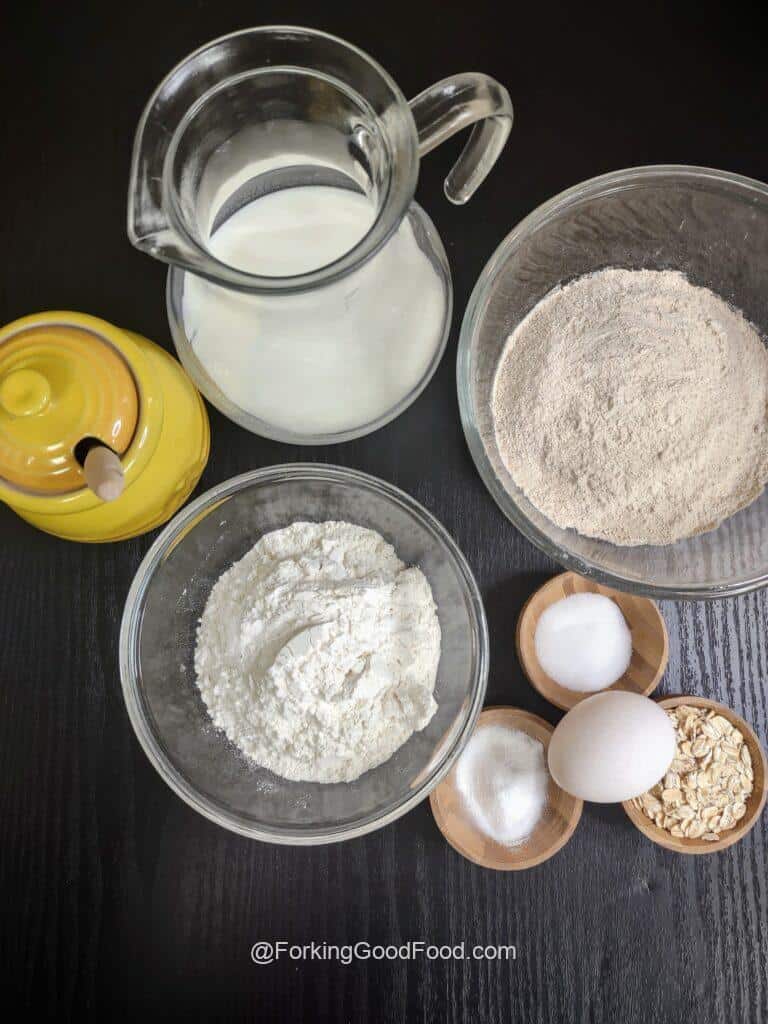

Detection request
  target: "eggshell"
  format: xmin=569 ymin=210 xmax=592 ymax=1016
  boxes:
xmin=548 ymin=692 xmax=676 ymax=803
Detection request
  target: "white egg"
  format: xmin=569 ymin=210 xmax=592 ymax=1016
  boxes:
xmin=547 ymin=691 xmax=676 ymax=802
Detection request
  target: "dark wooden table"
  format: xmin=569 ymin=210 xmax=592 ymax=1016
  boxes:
xmin=2 ymin=2 xmax=767 ymax=1020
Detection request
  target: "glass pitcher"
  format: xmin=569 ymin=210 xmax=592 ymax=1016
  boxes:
xmin=128 ymin=26 xmax=512 ymax=443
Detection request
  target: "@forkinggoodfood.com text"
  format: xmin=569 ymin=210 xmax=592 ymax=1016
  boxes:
xmin=250 ymin=941 xmax=517 ymax=966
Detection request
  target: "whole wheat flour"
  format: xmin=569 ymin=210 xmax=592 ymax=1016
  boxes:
xmin=492 ymin=268 xmax=768 ymax=545
xmin=194 ymin=521 xmax=441 ymax=783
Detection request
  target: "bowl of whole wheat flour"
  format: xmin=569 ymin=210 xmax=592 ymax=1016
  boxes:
xmin=120 ymin=465 xmax=488 ymax=844
xmin=459 ymin=165 xmax=768 ymax=598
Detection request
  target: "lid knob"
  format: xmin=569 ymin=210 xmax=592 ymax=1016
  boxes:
xmin=0 ymin=368 xmax=51 ymax=417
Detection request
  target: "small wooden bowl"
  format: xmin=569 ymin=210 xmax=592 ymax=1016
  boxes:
xmin=516 ymin=571 xmax=669 ymax=711
xmin=623 ymin=696 xmax=767 ymax=855
xmin=429 ymin=707 xmax=583 ymax=870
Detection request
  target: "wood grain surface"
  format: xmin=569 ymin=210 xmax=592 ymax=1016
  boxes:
xmin=1 ymin=1 xmax=767 ymax=1021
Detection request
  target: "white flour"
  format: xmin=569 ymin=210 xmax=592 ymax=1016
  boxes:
xmin=492 ymin=268 xmax=768 ymax=545
xmin=194 ymin=521 xmax=441 ymax=783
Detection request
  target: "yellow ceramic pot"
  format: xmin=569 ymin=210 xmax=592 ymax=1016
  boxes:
xmin=0 ymin=311 xmax=209 ymax=542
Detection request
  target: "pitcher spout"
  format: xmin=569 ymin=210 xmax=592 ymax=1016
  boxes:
xmin=127 ymin=58 xmax=208 ymax=274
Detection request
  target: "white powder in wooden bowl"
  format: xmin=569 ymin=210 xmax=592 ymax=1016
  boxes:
xmin=492 ymin=268 xmax=768 ymax=546
xmin=455 ymin=724 xmax=548 ymax=846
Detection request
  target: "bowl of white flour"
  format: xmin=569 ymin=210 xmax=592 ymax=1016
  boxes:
xmin=459 ymin=165 xmax=768 ymax=598
xmin=119 ymin=465 xmax=488 ymax=843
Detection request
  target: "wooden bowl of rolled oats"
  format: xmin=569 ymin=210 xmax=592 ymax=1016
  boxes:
xmin=623 ymin=696 xmax=767 ymax=854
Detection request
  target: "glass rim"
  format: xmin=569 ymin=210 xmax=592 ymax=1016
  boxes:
xmin=154 ymin=25 xmax=420 ymax=295
xmin=119 ymin=463 xmax=489 ymax=843
xmin=458 ymin=164 xmax=768 ymax=600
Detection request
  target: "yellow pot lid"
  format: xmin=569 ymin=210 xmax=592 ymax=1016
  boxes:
xmin=0 ymin=322 xmax=138 ymax=493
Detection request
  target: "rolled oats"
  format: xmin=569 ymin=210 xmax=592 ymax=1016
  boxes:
xmin=635 ymin=705 xmax=754 ymax=842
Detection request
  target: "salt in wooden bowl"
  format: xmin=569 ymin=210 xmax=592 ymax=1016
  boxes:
xmin=516 ymin=571 xmax=669 ymax=711
xmin=429 ymin=706 xmax=583 ymax=870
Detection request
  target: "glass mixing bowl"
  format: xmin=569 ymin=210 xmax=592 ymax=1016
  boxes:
xmin=458 ymin=165 xmax=768 ymax=599
xmin=119 ymin=464 xmax=488 ymax=844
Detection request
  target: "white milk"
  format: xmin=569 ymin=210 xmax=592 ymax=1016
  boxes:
xmin=181 ymin=186 xmax=447 ymax=436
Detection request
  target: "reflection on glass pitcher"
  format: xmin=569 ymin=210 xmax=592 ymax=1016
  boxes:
xmin=128 ymin=26 xmax=513 ymax=443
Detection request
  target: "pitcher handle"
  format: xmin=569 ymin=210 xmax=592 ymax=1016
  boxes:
xmin=409 ymin=74 xmax=513 ymax=205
